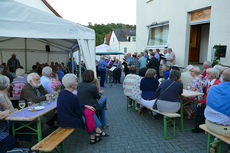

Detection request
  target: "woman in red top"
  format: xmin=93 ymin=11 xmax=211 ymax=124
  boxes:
xmin=193 ymin=68 xmax=221 ymax=133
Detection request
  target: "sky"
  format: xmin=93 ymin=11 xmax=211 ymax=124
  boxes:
xmin=46 ymin=0 xmax=136 ymax=26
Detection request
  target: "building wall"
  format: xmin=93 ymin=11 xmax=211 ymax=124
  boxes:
xmin=109 ymin=31 xmax=120 ymax=51
xmin=136 ymin=0 xmax=212 ymax=67
xmin=120 ymin=41 xmax=136 ymax=54
xmin=109 ymin=31 xmax=137 ymax=54
xmin=208 ymin=0 xmax=230 ymax=66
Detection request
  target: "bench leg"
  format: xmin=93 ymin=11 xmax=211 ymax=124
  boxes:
xmin=132 ymin=100 xmax=135 ymax=112
xmin=12 ymin=122 xmax=15 ymax=136
xmin=60 ymin=142 xmax=64 ymax=153
xmin=216 ymin=140 xmax=221 ymax=153
xmin=37 ymin=118 xmax=42 ymax=142
xmin=163 ymin=116 xmax=176 ymax=140
xmin=207 ymin=133 xmax=211 ymax=153
xmin=180 ymin=98 xmax=184 ymax=132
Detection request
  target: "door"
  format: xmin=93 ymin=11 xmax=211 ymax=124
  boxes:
xmin=189 ymin=25 xmax=201 ymax=63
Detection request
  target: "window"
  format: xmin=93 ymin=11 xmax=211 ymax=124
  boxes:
xmin=113 ymin=38 xmax=115 ymax=42
xmin=132 ymin=37 xmax=136 ymax=42
xmin=124 ymin=47 xmax=127 ymax=53
xmin=147 ymin=24 xmax=169 ymax=48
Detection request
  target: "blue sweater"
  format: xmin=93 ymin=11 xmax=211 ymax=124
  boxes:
xmin=156 ymin=80 xmax=183 ymax=102
xmin=140 ymin=78 xmax=159 ymax=99
xmin=207 ymin=82 xmax=230 ymax=117
xmin=57 ymin=90 xmax=84 ymax=128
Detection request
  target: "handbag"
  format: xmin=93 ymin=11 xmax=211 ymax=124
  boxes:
xmin=152 ymin=81 xmax=175 ymax=110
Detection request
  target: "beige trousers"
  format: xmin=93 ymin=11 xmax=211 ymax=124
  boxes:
xmin=206 ymin=120 xmax=230 ymax=137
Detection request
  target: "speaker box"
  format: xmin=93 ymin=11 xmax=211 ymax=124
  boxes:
xmin=217 ymin=45 xmax=227 ymax=58
xmin=45 ymin=45 xmax=50 ymax=52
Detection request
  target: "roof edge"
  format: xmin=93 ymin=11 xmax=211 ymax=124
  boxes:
xmin=41 ymin=0 xmax=62 ymax=18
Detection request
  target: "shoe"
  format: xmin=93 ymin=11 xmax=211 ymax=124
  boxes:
xmin=96 ymin=131 xmax=109 ymax=137
xmin=90 ymin=136 xmax=101 ymax=144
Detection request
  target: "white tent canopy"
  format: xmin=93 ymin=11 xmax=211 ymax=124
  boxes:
xmin=0 ymin=0 xmax=96 ymax=73
xmin=96 ymin=44 xmax=124 ymax=55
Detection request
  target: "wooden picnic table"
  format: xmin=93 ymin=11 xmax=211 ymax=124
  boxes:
xmin=6 ymin=100 xmax=57 ymax=142
xmin=180 ymin=89 xmax=204 ymax=131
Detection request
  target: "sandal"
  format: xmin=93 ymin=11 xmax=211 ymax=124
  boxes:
xmin=90 ymin=136 xmax=101 ymax=144
xmin=96 ymin=131 xmax=109 ymax=137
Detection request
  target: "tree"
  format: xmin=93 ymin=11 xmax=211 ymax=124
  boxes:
xmin=88 ymin=23 xmax=136 ymax=46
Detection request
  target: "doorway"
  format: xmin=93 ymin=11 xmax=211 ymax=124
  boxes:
xmin=188 ymin=23 xmax=210 ymax=64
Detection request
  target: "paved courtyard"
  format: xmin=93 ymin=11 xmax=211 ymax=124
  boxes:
xmin=62 ymin=83 xmax=211 ymax=153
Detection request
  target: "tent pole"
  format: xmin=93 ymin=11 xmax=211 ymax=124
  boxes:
xmin=72 ymin=51 xmax=74 ymax=74
xmin=78 ymin=50 xmax=81 ymax=82
xmin=25 ymin=38 xmax=27 ymax=72
xmin=47 ymin=52 xmax=49 ymax=64
xmin=0 ymin=50 xmax=3 ymax=64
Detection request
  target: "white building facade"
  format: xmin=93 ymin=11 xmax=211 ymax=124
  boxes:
xmin=109 ymin=29 xmax=136 ymax=55
xmin=136 ymin=0 xmax=230 ymax=67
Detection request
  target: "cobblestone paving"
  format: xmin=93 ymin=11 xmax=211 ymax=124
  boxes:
xmin=60 ymin=83 xmax=217 ymax=153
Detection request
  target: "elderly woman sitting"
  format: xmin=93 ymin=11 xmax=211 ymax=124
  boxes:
xmin=183 ymin=66 xmax=203 ymax=119
xmin=132 ymin=67 xmax=148 ymax=111
xmin=193 ymin=68 xmax=221 ymax=133
xmin=12 ymin=68 xmax=27 ymax=100
xmin=78 ymin=70 xmax=109 ymax=133
xmin=40 ymin=66 xmax=54 ymax=93
xmin=0 ymin=90 xmax=16 ymax=152
xmin=181 ymin=65 xmax=193 ymax=89
xmin=0 ymin=76 xmax=15 ymax=112
xmin=140 ymin=68 xmax=159 ymax=108
xmin=57 ymin=73 xmax=107 ymax=144
xmin=155 ymin=70 xmax=183 ymax=113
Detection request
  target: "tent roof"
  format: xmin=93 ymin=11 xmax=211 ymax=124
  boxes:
xmin=0 ymin=0 xmax=95 ymax=40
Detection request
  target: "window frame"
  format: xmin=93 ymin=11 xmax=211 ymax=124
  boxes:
xmin=146 ymin=22 xmax=169 ymax=49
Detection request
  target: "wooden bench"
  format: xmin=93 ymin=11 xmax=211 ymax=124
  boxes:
xmin=135 ymin=100 xmax=181 ymax=140
xmin=200 ymin=124 xmax=230 ymax=153
xmin=31 ymin=127 xmax=75 ymax=153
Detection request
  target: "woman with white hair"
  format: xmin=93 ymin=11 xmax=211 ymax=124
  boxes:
xmin=57 ymin=73 xmax=107 ymax=144
xmin=181 ymin=65 xmax=194 ymax=89
xmin=12 ymin=68 xmax=27 ymax=100
xmin=0 ymin=76 xmax=15 ymax=112
xmin=193 ymin=68 xmax=221 ymax=133
xmin=40 ymin=66 xmax=53 ymax=93
xmin=213 ymin=65 xmax=227 ymax=82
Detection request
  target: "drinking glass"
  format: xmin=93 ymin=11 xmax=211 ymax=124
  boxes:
xmin=27 ymin=98 xmax=33 ymax=107
xmin=18 ymin=100 xmax=26 ymax=109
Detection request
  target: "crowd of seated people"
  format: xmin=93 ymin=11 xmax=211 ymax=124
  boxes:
xmin=0 ymin=54 xmax=110 ymax=152
xmin=123 ymin=49 xmax=230 ymax=140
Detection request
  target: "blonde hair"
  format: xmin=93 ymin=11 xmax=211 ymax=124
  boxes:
xmin=16 ymin=68 xmax=25 ymax=76
xmin=192 ymin=66 xmax=200 ymax=75
xmin=91 ymin=78 xmax=99 ymax=86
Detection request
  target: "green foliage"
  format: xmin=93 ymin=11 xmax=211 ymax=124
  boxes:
xmin=88 ymin=23 xmax=136 ymax=46
xmin=212 ymin=44 xmax=220 ymax=67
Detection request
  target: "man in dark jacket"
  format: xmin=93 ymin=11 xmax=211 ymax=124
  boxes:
xmin=20 ymin=73 xmax=49 ymax=103
xmin=7 ymin=54 xmax=21 ymax=72
xmin=147 ymin=52 xmax=160 ymax=79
